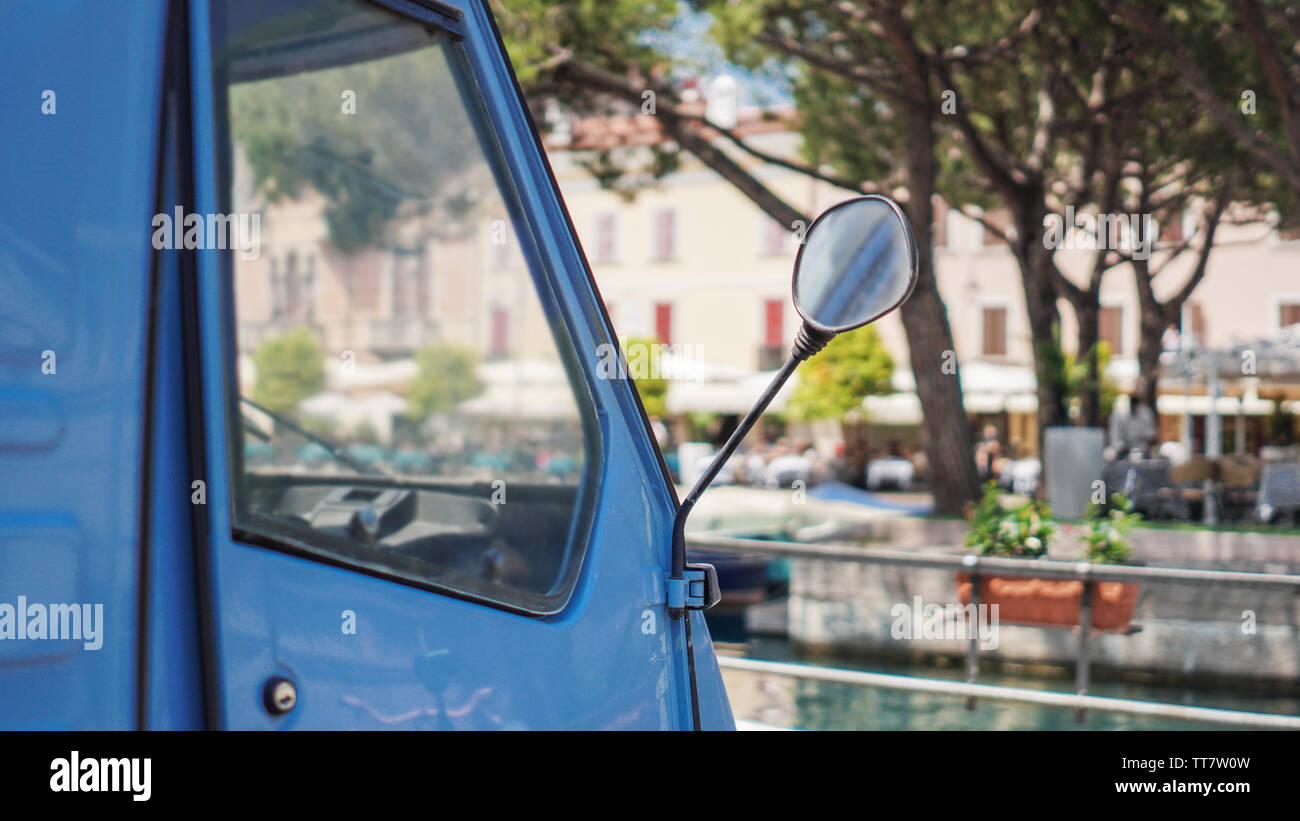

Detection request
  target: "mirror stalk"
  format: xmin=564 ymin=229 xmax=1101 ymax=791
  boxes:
xmin=667 ymin=321 xmax=833 ymax=616
xmin=662 ymin=195 xmax=916 ymax=730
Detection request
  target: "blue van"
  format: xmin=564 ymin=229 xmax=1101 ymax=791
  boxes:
xmin=0 ymin=0 xmax=737 ymax=730
xmin=0 ymin=0 xmax=917 ymax=731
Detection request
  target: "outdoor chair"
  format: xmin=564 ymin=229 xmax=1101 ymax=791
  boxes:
xmin=1106 ymin=458 xmax=1174 ymax=518
xmin=1256 ymin=462 xmax=1300 ymax=524
xmin=1216 ymin=454 xmax=1261 ymax=522
xmin=1153 ymin=456 xmax=1216 ymax=520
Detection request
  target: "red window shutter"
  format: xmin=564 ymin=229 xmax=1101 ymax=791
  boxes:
xmin=764 ymin=299 xmax=783 ymax=347
xmin=654 ymin=302 xmax=673 ymax=346
xmin=932 ymin=196 xmax=949 ymax=248
xmin=1282 ymin=303 xmax=1300 ymax=328
xmin=982 ymin=306 xmax=1007 ymax=357
xmin=1162 ymin=210 xmax=1184 ymax=244
xmin=982 ymin=209 xmax=1005 ymax=246
xmin=1099 ymin=306 xmax=1124 ymax=356
xmin=491 ymin=306 xmax=509 ymax=356
xmin=1190 ymin=302 xmax=1206 ymax=346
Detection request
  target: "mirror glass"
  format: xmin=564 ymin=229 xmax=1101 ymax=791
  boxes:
xmin=792 ymin=196 xmax=918 ymax=333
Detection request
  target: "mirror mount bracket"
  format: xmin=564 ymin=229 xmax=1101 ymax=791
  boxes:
xmin=668 ymin=326 xmax=823 ymax=615
xmin=791 ymin=321 xmax=834 ymax=362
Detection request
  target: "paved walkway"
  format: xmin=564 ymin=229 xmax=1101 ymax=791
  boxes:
xmin=686 ymin=484 xmax=1300 ymax=571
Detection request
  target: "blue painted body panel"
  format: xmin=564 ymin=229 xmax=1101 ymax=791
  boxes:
xmin=0 ymin=0 xmax=733 ymax=730
xmin=0 ymin=2 xmax=168 ymax=730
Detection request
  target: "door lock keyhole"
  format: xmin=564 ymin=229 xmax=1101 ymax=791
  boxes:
xmin=263 ymin=676 xmax=298 ymax=716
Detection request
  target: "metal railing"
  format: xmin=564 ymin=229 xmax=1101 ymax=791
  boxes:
xmin=691 ymin=533 xmax=1300 ymax=727
xmin=717 ymin=656 xmax=1300 ymax=730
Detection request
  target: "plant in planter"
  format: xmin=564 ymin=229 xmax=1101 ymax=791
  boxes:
xmin=963 ymin=482 xmax=1054 ymax=558
xmin=1079 ymin=493 xmax=1140 ymax=564
xmin=956 ymin=484 xmax=1140 ymax=632
xmin=1070 ymin=493 xmax=1143 ymax=630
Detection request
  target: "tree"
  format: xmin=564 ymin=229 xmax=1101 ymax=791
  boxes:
xmin=1105 ymin=0 xmax=1300 ymax=202
xmin=493 ymin=0 xmax=985 ymax=513
xmin=253 ymin=328 xmax=326 ymax=416
xmin=230 ymin=33 xmax=496 ymax=253
xmin=705 ymin=0 xmax=986 ymax=513
xmin=787 ymin=325 xmax=894 ymax=421
xmin=406 ymin=344 xmax=485 ymax=419
xmin=625 ymin=336 xmax=669 ymax=418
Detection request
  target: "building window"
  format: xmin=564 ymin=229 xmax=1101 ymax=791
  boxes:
xmin=932 ymin=196 xmax=949 ymax=249
xmin=981 ymin=305 xmax=1007 ymax=357
xmin=982 ymin=209 xmax=1007 ymax=247
xmin=654 ymin=301 xmax=673 ymax=346
xmin=1160 ymin=209 xmax=1184 ymax=244
xmin=269 ymin=257 xmax=282 ymax=318
xmin=1281 ymin=301 xmax=1300 ymax=329
xmin=593 ymin=211 xmax=617 ymax=263
xmin=490 ymin=231 xmax=510 ymax=270
xmin=760 ymin=217 xmax=788 ymax=256
xmin=651 ymin=208 xmax=676 ymax=261
xmin=1099 ymin=305 xmax=1124 ymax=356
xmin=490 ymin=305 xmax=510 ymax=358
xmin=1189 ymin=301 xmax=1207 ymax=347
xmin=759 ymin=298 xmax=785 ymax=369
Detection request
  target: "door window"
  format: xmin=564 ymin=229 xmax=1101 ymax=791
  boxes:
xmin=208 ymin=0 xmax=599 ymax=613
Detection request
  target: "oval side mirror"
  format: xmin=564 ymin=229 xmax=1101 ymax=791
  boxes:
xmin=792 ymin=194 xmax=919 ymax=334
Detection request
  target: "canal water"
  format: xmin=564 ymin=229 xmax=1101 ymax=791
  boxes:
xmin=709 ymin=621 xmax=1300 ymax=731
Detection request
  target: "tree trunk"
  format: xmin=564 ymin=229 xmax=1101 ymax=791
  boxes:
xmin=901 ymin=108 xmax=982 ymax=515
xmin=1133 ymin=257 xmax=1170 ymax=411
xmin=1010 ymin=192 xmax=1069 ymax=455
xmin=1075 ymin=299 xmax=1101 ymax=428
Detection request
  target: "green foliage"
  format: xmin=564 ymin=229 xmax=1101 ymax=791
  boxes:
xmin=787 ymin=325 xmax=893 ymax=421
xmin=252 ymin=328 xmax=326 ymax=416
xmin=491 ymin=0 xmax=677 ymax=90
xmin=299 ymin=414 xmax=340 ymax=440
xmin=352 ymin=420 xmax=380 ymax=445
xmin=1080 ymin=493 xmax=1141 ymax=564
xmin=229 ymin=37 xmax=486 ymax=253
xmin=625 ymin=336 xmax=669 ymax=418
xmin=1065 ymin=339 xmax=1121 ymax=417
xmin=406 ymin=344 xmax=485 ymax=419
xmin=964 ymin=482 xmax=1054 ymax=558
xmin=491 ymin=0 xmax=686 ymax=197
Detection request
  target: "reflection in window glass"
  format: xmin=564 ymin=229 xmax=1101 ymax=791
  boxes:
xmin=211 ymin=0 xmax=596 ymax=613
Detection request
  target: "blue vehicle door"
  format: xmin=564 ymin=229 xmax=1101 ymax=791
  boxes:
xmin=0 ymin=3 xmax=169 ymax=729
xmin=183 ymin=0 xmax=732 ymax=729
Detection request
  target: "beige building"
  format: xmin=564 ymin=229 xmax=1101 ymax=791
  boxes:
xmin=547 ymin=103 xmax=1300 ymax=456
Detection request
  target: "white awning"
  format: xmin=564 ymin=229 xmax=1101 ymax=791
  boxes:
xmin=666 ymin=369 xmax=799 ymax=414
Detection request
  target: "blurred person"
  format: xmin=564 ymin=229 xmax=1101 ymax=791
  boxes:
xmin=974 ymin=424 xmax=1002 ymax=480
xmin=1109 ymin=393 xmax=1158 ymax=457
xmin=1161 ymin=323 xmax=1182 ymax=353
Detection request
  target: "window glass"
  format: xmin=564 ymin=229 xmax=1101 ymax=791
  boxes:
xmin=210 ymin=0 xmax=598 ymax=613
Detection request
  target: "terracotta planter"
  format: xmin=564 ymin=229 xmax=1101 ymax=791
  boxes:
xmin=955 ymin=572 xmax=1139 ymax=632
